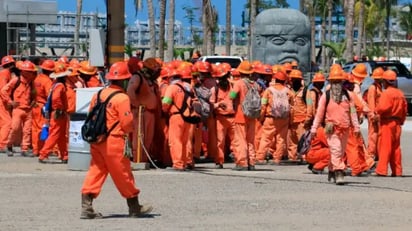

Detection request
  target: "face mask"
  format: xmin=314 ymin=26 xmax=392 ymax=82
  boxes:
xmin=313 ymin=82 xmax=324 ymax=90
xmin=218 ymin=78 xmax=229 ymax=89
xmin=292 ymin=80 xmax=302 ymax=91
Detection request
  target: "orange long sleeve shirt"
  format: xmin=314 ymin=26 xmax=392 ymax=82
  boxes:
xmin=260 ymin=82 xmax=294 ymax=118
xmin=50 ymin=82 xmax=68 ymax=111
xmin=162 ymin=80 xmax=192 ymax=116
xmin=1 ymin=76 xmax=34 ymax=110
xmin=290 ymin=87 xmax=307 ymax=123
xmin=230 ymin=79 xmax=259 ymax=124
xmin=34 ymin=73 xmax=52 ymax=104
xmin=0 ymin=69 xmax=13 ymax=104
xmin=127 ymin=73 xmax=159 ymax=111
xmin=376 ymin=86 xmax=407 ymax=125
xmin=367 ymin=83 xmax=382 ymax=112
xmin=210 ymin=86 xmax=235 ymax=116
xmin=305 ymin=88 xmax=322 ymax=121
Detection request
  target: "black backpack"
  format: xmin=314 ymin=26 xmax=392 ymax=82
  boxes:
xmin=81 ymin=89 xmax=122 ymax=144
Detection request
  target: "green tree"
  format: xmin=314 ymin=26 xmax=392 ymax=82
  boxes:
xmin=343 ymin=0 xmax=355 ymax=62
xmin=147 ymin=0 xmax=156 ymax=57
xmin=167 ymin=0 xmax=175 ymax=61
xmin=158 ymin=0 xmax=166 ymax=60
xmin=399 ymin=3 xmax=412 ymax=39
xmin=323 ymin=40 xmax=346 ymax=64
xmin=182 ymin=5 xmax=200 ymax=46
xmin=225 ymin=0 xmax=231 ymax=55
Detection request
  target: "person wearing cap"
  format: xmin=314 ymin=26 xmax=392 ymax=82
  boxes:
xmin=374 ymin=70 xmax=407 ymax=177
xmin=81 ymin=61 xmax=152 ymax=218
xmin=310 ymin=68 xmax=360 ymax=185
xmin=0 ymin=56 xmax=17 ymax=152
xmin=31 ymin=59 xmax=54 ymax=157
xmin=38 ymin=63 xmax=70 ymax=163
xmin=351 ymin=63 xmax=369 ymax=111
xmin=210 ymin=65 xmax=235 ymax=169
xmin=78 ymin=61 xmax=103 ymax=87
xmin=157 ymin=67 xmax=172 ymax=167
xmin=1 ymin=61 xmax=37 ymax=157
xmin=127 ymin=57 xmax=162 ymax=165
xmin=366 ymin=67 xmax=384 ymax=162
xmin=256 ymin=70 xmax=293 ymax=165
xmin=304 ymin=72 xmax=325 ymax=129
xmin=287 ymin=69 xmax=307 ymax=162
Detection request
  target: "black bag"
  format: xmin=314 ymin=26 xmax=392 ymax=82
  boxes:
xmin=297 ymin=130 xmax=312 ymax=158
xmin=174 ymin=84 xmax=201 ymax=124
xmin=81 ymin=89 xmax=122 ymax=143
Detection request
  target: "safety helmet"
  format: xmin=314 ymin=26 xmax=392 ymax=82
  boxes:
xmin=40 ymin=60 xmax=55 ymax=71
xmin=15 ymin=60 xmax=23 ymax=70
xmin=289 ymin=69 xmax=303 ymax=79
xmin=351 ymin=63 xmax=368 ymax=78
xmin=236 ymin=61 xmax=253 ymax=74
xmin=143 ymin=58 xmax=162 ymax=72
xmin=79 ymin=61 xmax=97 ymax=75
xmin=345 ymin=73 xmax=355 ymax=83
xmin=220 ymin=63 xmax=232 ymax=73
xmin=273 ymin=71 xmax=288 ymax=81
xmin=254 ymin=64 xmax=273 ymax=75
xmin=382 ymin=70 xmax=397 ymax=81
xmin=106 ymin=61 xmax=131 ymax=80
xmin=19 ymin=61 xmax=37 ymax=72
xmin=272 ymin=64 xmax=284 ymax=74
xmin=58 ymin=56 xmax=69 ymax=66
xmin=231 ymin=69 xmax=240 ymax=77
xmin=50 ymin=62 xmax=71 ymax=79
xmin=196 ymin=61 xmax=212 ymax=73
xmin=179 ymin=67 xmax=193 ymax=79
xmin=159 ymin=68 xmax=171 ymax=79
xmin=212 ymin=65 xmax=227 ymax=78
xmin=251 ymin=60 xmax=262 ymax=67
xmin=1 ymin=56 xmax=15 ymax=67
xmin=312 ymin=72 xmax=325 ymax=82
xmin=328 ymin=68 xmax=345 ymax=80
xmin=372 ymin=67 xmax=384 ymax=79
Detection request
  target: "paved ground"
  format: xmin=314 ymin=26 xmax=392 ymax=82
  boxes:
xmin=1 ymin=129 xmax=412 ymax=231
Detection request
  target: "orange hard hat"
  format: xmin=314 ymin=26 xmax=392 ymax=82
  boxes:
xmin=272 ymin=64 xmax=284 ymax=73
xmin=330 ymin=63 xmax=342 ymax=71
xmin=254 ymin=64 xmax=273 ymax=75
xmin=143 ymin=57 xmax=162 ymax=72
xmin=19 ymin=61 xmax=37 ymax=72
xmin=15 ymin=60 xmax=23 ymax=70
xmin=328 ymin=68 xmax=345 ymax=80
xmin=1 ymin=56 xmax=15 ymax=66
xmin=67 ymin=67 xmax=79 ymax=77
xmin=283 ymin=62 xmax=293 ymax=72
xmin=382 ymin=70 xmax=397 ymax=81
xmin=79 ymin=61 xmax=97 ymax=75
xmin=69 ymin=59 xmax=81 ymax=69
xmin=128 ymin=57 xmax=141 ymax=74
xmin=273 ymin=71 xmax=288 ymax=81
xmin=155 ymin=57 xmax=163 ymax=67
xmin=220 ymin=63 xmax=232 ymax=73
xmin=106 ymin=61 xmax=131 ymax=80
xmin=196 ymin=61 xmax=212 ymax=73
xmin=40 ymin=59 xmax=55 ymax=71
xmin=159 ymin=68 xmax=171 ymax=79
xmin=372 ymin=67 xmax=384 ymax=79
xmin=251 ymin=60 xmax=262 ymax=67
xmin=236 ymin=61 xmax=253 ymax=74
xmin=231 ymin=69 xmax=240 ymax=77
xmin=312 ymin=72 xmax=325 ymax=82
xmin=50 ymin=62 xmax=71 ymax=79
xmin=289 ymin=69 xmax=303 ymax=79
xmin=179 ymin=67 xmax=193 ymax=79
xmin=58 ymin=56 xmax=69 ymax=65
xmin=212 ymin=65 xmax=227 ymax=78
xmin=351 ymin=63 xmax=368 ymax=78
xmin=345 ymin=73 xmax=355 ymax=83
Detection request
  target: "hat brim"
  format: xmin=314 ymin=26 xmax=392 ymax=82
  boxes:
xmin=351 ymin=70 xmax=367 ymax=78
xmin=50 ymin=71 xmax=71 ymax=78
xmin=238 ymin=70 xmax=253 ymax=74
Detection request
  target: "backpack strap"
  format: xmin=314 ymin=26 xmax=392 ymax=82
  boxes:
xmin=134 ymin=73 xmax=144 ymax=95
xmin=99 ymin=89 xmax=123 ymax=135
xmin=173 ymin=83 xmax=190 ymax=115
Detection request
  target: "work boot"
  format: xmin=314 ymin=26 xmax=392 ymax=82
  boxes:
xmin=6 ymin=147 xmax=13 ymax=157
xmin=127 ymin=196 xmax=153 ymax=218
xmin=80 ymin=194 xmax=103 ymax=219
xmin=328 ymin=171 xmax=336 ymax=183
xmin=335 ymin=170 xmax=345 ymax=185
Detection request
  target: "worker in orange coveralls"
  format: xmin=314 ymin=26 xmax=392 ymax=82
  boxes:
xmin=157 ymin=67 xmax=172 ymax=167
xmin=81 ymin=61 xmax=152 ymax=219
xmin=256 ymin=70 xmax=293 ymax=165
xmin=209 ymin=64 xmax=235 ymax=169
xmin=38 ymin=63 xmax=69 ymax=163
xmin=366 ymin=67 xmax=384 ymax=161
xmin=31 ymin=59 xmax=54 ymax=157
xmin=229 ymin=61 xmax=258 ymax=171
xmin=0 ymin=56 xmax=17 ymax=152
xmin=162 ymin=69 xmax=192 ymax=171
xmin=310 ymin=68 xmax=360 ymax=185
xmin=288 ymin=69 xmax=306 ymax=162
xmin=127 ymin=57 xmax=162 ymax=164
xmin=1 ymin=61 xmax=37 ymax=157
xmin=374 ymin=70 xmax=407 ymax=177
xmin=78 ymin=61 xmax=103 ymax=87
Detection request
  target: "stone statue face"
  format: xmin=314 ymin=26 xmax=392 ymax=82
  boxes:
xmin=252 ymin=9 xmax=311 ymax=73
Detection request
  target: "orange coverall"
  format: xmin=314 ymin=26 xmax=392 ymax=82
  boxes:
xmin=162 ymin=80 xmax=191 ymax=170
xmin=1 ymin=76 xmax=35 ymax=152
xmin=39 ymin=82 xmax=69 ymax=160
xmin=366 ymin=82 xmax=382 ymax=160
xmin=288 ymin=87 xmax=307 ymax=161
xmin=32 ymin=73 xmax=52 ymax=156
xmin=230 ymin=79 xmax=258 ymax=167
xmin=158 ymin=80 xmax=172 ymax=166
xmin=127 ymin=73 xmax=160 ymax=163
xmin=256 ymin=83 xmax=293 ymax=163
xmin=375 ymin=86 xmax=407 ymax=176
xmin=81 ymin=85 xmax=140 ymax=199
xmin=210 ymin=85 xmax=235 ymax=166
xmin=86 ymin=75 xmax=103 ymax=88
xmin=0 ymin=69 xmax=13 ymax=150
xmin=306 ymin=127 xmax=329 ymax=171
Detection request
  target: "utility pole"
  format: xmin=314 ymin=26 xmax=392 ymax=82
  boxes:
xmin=106 ymin=0 xmax=125 ymax=66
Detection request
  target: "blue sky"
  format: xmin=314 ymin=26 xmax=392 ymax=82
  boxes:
xmin=57 ymin=0 xmax=299 ymax=26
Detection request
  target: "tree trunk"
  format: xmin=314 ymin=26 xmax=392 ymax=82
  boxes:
xmin=158 ymin=0 xmax=166 ymax=60
xmin=386 ymin=0 xmax=391 ymax=58
xmin=310 ymin=3 xmax=316 ymax=65
xmin=225 ymin=0 xmax=231 ymax=56
xmin=202 ymin=0 xmax=208 ymax=55
xmin=355 ymin=0 xmax=364 ymax=58
xmin=249 ymin=0 xmax=257 ymax=60
xmin=321 ymin=18 xmax=327 ymax=70
xmin=74 ymin=0 xmax=82 ymax=56
xmin=107 ymin=0 xmax=125 ymax=65
xmin=326 ymin=0 xmax=333 ymax=69
xmin=343 ymin=0 xmax=354 ymax=62
xmin=166 ymin=0 xmax=175 ymax=61
xmin=147 ymin=0 xmax=156 ymax=57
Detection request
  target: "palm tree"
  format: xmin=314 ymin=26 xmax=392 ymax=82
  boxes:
xmin=323 ymin=40 xmax=346 ymax=63
xmin=301 ymin=0 xmax=319 ymax=65
xmin=183 ymin=5 xmax=199 ymax=46
xmin=158 ymin=0 xmax=166 ymax=60
xmin=147 ymin=0 xmax=156 ymax=57
xmin=202 ymin=0 xmax=217 ymax=55
xmin=317 ymin=0 xmax=328 ymax=70
xmin=398 ymin=3 xmax=412 ymax=40
xmin=354 ymin=0 xmax=365 ymax=58
xmin=74 ymin=0 xmax=82 ymax=56
xmin=166 ymin=0 xmax=175 ymax=61
xmin=376 ymin=0 xmax=398 ymax=57
xmin=249 ymin=0 xmax=257 ymax=60
xmin=225 ymin=0 xmax=231 ymax=56
xmin=343 ymin=0 xmax=355 ymax=62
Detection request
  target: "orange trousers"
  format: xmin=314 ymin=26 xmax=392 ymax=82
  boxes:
xmin=345 ymin=127 xmax=369 ymax=176
xmin=132 ymin=108 xmax=155 ymax=163
xmin=39 ymin=112 xmax=68 ymax=160
xmin=207 ymin=116 xmax=217 ymax=160
xmin=159 ymin=117 xmax=172 ymax=166
xmin=233 ymin=119 xmax=256 ymax=167
xmin=306 ymin=130 xmax=330 ymax=171
xmin=0 ymin=102 xmax=11 ymax=149
xmin=215 ymin=115 xmax=235 ymax=165
xmin=326 ymin=129 xmax=349 ymax=171
xmin=168 ymin=114 xmax=190 ymax=169
xmin=256 ymin=117 xmax=289 ymax=163
xmin=8 ymin=108 xmax=32 ymax=151
xmin=375 ymin=121 xmax=402 ymax=176
xmin=31 ymin=104 xmax=46 ymax=155
xmin=254 ymin=121 xmax=263 ymax=151
xmin=367 ymin=119 xmax=379 ymax=159
xmin=186 ymin=124 xmax=195 ymax=167
xmin=81 ymin=135 xmax=140 ymax=199
xmin=287 ymin=121 xmax=305 ymax=160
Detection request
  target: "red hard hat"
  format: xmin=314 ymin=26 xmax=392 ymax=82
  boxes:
xmin=1 ymin=56 xmax=15 ymax=66
xmin=58 ymin=56 xmax=69 ymax=65
xmin=159 ymin=68 xmax=171 ymax=79
xmin=179 ymin=67 xmax=193 ymax=79
xmin=195 ymin=61 xmax=212 ymax=73
xmin=20 ymin=61 xmax=37 ymax=72
xmin=273 ymin=71 xmax=288 ymax=81
xmin=254 ymin=64 xmax=273 ymax=75
xmin=289 ymin=69 xmax=303 ymax=79
xmin=212 ymin=65 xmax=227 ymax=78
xmin=106 ymin=62 xmax=131 ymax=80
xmin=40 ymin=59 xmax=55 ymax=71
xmin=220 ymin=63 xmax=232 ymax=73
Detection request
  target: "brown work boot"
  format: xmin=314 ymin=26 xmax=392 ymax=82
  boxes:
xmin=80 ymin=194 xmax=103 ymax=219
xmin=127 ymin=196 xmax=153 ymax=218
xmin=335 ymin=170 xmax=345 ymax=185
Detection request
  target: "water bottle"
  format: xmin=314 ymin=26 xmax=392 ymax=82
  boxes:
xmin=40 ymin=124 xmax=49 ymax=141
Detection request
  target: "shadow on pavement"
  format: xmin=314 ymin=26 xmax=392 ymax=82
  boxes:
xmin=103 ymin=213 xmax=159 ymax=219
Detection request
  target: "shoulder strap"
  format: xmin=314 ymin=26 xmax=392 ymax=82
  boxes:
xmin=173 ymin=83 xmax=190 ymax=114
xmin=99 ymin=89 xmax=123 ymax=135
xmin=10 ymin=76 xmax=21 ymax=100
xmin=134 ymin=73 xmax=144 ymax=94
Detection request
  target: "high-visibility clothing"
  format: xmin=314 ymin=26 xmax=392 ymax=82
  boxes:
xmin=0 ymin=69 xmax=13 ymax=149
